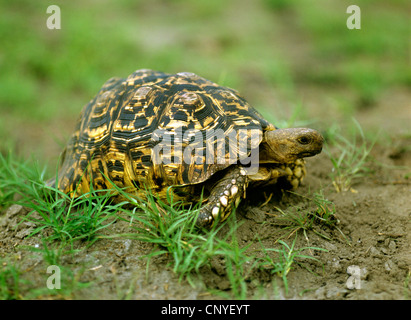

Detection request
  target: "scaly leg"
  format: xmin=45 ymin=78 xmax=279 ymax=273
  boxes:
xmin=196 ymin=166 xmax=248 ymax=228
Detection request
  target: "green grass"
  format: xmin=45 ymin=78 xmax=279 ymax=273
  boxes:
xmin=325 ymin=120 xmax=376 ymax=193
xmin=258 ymin=237 xmax=327 ymax=294
xmin=0 ymin=152 xmax=121 ymax=244
xmin=274 ymin=190 xmax=351 ymax=248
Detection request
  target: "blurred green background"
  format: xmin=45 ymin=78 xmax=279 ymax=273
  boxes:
xmin=0 ymin=0 xmax=410 ymax=166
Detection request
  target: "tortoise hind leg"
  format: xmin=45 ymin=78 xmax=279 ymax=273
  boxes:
xmin=196 ymin=166 xmax=248 ymax=228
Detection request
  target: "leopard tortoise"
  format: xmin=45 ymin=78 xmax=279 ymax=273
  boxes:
xmin=49 ymin=69 xmax=324 ymax=228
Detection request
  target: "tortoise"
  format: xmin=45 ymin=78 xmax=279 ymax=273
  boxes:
xmin=49 ymin=69 xmax=323 ymax=228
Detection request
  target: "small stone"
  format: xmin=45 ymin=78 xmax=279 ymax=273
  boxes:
xmin=15 ymin=226 xmax=34 ymax=239
xmin=384 ymin=259 xmax=395 ymax=272
xmin=381 ymin=247 xmax=389 ymax=254
xmin=5 ymin=204 xmax=24 ymax=217
xmin=388 ymin=240 xmax=396 ymax=252
xmin=331 ymin=258 xmax=342 ymax=271
xmin=369 ymin=246 xmax=381 ymax=257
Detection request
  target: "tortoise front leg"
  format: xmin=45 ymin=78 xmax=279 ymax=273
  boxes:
xmin=196 ymin=166 xmax=248 ymax=228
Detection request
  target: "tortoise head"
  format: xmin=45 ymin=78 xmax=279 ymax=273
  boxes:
xmin=259 ymin=128 xmax=324 ymax=163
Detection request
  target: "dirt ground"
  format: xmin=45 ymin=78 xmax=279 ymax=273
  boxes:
xmin=1 ymin=87 xmax=410 ymax=300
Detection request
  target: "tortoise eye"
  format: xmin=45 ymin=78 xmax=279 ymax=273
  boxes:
xmin=298 ymin=136 xmax=311 ymax=145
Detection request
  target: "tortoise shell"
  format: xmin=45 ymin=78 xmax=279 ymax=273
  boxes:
xmin=53 ymin=69 xmax=276 ymax=199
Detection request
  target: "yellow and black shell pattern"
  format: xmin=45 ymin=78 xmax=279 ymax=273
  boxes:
xmin=52 ymin=69 xmax=275 ymax=200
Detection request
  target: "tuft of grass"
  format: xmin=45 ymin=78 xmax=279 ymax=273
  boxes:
xmin=24 ymin=187 xmax=122 ymax=244
xmin=325 ymin=120 xmax=375 ymax=192
xmin=272 ymin=190 xmax=350 ymax=246
xmin=0 ymin=152 xmax=46 ymax=208
xmin=0 ymin=152 xmax=122 ymax=245
xmin=258 ymin=236 xmax=326 ymax=294
xmin=275 ymin=193 xmax=335 ymax=241
xmin=310 ymin=190 xmax=338 ymax=227
xmin=213 ymin=222 xmax=257 ymax=300
xmin=309 ymin=190 xmax=350 ymax=245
